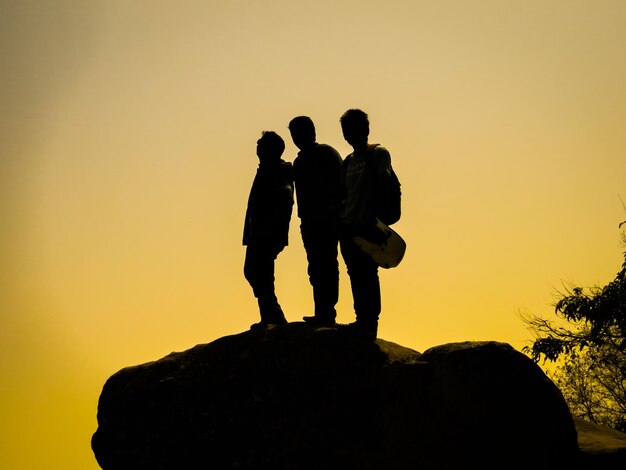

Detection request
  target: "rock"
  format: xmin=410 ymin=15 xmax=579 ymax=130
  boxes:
xmin=92 ymin=323 xmax=579 ymax=469
xmin=574 ymin=417 xmax=626 ymax=467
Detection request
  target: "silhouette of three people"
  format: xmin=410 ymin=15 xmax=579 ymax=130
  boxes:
xmin=243 ymin=109 xmax=395 ymax=340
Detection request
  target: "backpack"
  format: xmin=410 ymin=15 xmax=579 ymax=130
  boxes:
xmin=342 ymin=143 xmax=402 ymax=226
xmin=367 ymin=144 xmax=401 ymax=225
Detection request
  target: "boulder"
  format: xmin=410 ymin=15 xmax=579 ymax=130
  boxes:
xmin=92 ymin=322 xmax=579 ymax=469
xmin=574 ymin=417 xmax=626 ymax=467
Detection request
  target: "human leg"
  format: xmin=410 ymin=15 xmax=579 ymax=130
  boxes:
xmin=244 ymin=245 xmax=287 ymax=327
xmin=339 ymin=234 xmax=380 ymax=339
xmin=301 ymin=223 xmax=339 ymax=324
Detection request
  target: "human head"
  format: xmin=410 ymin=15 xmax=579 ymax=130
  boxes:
xmin=288 ymin=116 xmax=316 ymax=151
xmin=256 ymin=131 xmax=285 ymax=163
xmin=340 ymin=108 xmax=369 ymax=149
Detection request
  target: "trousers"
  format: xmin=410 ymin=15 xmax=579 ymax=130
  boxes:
xmin=339 ymin=230 xmax=381 ymax=328
xmin=301 ymin=221 xmax=339 ymax=320
xmin=244 ymin=243 xmax=285 ymax=322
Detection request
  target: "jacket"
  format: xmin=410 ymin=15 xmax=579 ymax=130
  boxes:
xmin=293 ymin=143 xmax=343 ymax=225
xmin=242 ymin=159 xmax=294 ymax=248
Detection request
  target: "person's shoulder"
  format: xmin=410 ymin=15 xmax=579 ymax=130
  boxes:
xmin=317 ymin=143 xmax=341 ymax=155
xmin=278 ymin=159 xmax=294 ymax=175
xmin=317 ymin=143 xmax=343 ymax=161
xmin=317 ymin=142 xmax=336 ymax=150
xmin=370 ymin=143 xmax=389 ymax=153
xmin=370 ymin=144 xmax=391 ymax=160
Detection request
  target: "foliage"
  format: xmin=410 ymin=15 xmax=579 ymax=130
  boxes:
xmin=522 ymin=228 xmax=626 ymax=433
xmin=543 ymin=343 xmax=626 ymax=432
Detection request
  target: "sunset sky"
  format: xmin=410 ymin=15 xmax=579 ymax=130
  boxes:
xmin=2 ymin=1 xmax=626 ymax=468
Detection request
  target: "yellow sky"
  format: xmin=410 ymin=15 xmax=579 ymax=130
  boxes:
xmin=2 ymin=1 xmax=626 ymax=468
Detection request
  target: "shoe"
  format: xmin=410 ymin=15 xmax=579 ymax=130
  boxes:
xmin=303 ymin=315 xmax=336 ymax=327
xmin=250 ymin=317 xmax=288 ymax=330
xmin=344 ymin=321 xmax=377 ymax=340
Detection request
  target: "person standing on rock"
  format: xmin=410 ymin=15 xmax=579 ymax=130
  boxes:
xmin=243 ymin=131 xmax=294 ymax=329
xmin=288 ymin=116 xmax=343 ymax=327
xmin=339 ymin=109 xmax=395 ymax=340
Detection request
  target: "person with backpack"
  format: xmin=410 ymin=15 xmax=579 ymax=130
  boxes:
xmin=288 ymin=116 xmax=343 ymax=327
xmin=243 ymin=131 xmax=294 ymax=329
xmin=339 ymin=108 xmax=401 ymax=340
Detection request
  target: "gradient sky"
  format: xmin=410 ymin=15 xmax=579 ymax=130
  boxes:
xmin=2 ymin=1 xmax=626 ymax=468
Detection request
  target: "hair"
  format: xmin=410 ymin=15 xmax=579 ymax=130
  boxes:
xmin=340 ymin=108 xmax=369 ymax=134
xmin=258 ymin=131 xmax=285 ymax=158
xmin=289 ymin=115 xmax=315 ymax=132
xmin=288 ymin=115 xmax=316 ymax=141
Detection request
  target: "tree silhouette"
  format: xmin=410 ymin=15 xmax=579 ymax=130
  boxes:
xmin=522 ymin=220 xmax=626 ymax=432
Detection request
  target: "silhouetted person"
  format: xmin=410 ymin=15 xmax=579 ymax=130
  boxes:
xmin=243 ymin=131 xmax=294 ymax=329
xmin=289 ymin=116 xmax=343 ymax=326
xmin=339 ymin=109 xmax=394 ymax=340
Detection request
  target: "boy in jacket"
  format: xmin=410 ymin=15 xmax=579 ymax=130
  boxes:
xmin=339 ymin=109 xmax=395 ymax=340
xmin=289 ymin=116 xmax=343 ymax=327
xmin=243 ymin=131 xmax=294 ymax=329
